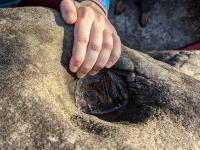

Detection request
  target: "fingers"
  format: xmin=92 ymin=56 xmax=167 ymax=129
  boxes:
xmin=75 ymin=12 xmax=104 ymax=78
xmin=66 ymin=1 xmax=122 ymax=78
xmin=105 ymin=33 xmax=121 ymax=68
xmin=88 ymin=29 xmax=113 ymax=75
xmin=69 ymin=7 xmax=93 ymax=74
xmin=88 ymin=31 xmax=121 ymax=76
xmin=60 ymin=0 xmax=78 ymax=24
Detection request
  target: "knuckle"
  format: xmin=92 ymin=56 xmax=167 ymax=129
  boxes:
xmin=74 ymin=57 xmax=84 ymax=65
xmin=90 ymin=43 xmax=101 ymax=52
xmin=96 ymin=14 xmax=104 ymax=22
xmin=112 ymin=52 xmax=121 ymax=60
xmin=82 ymin=65 xmax=92 ymax=73
xmin=94 ymin=63 xmax=105 ymax=70
xmin=103 ymin=43 xmax=113 ymax=50
xmin=117 ymin=35 xmax=121 ymax=42
xmin=113 ymin=34 xmax=120 ymax=41
xmin=80 ymin=6 xmax=92 ymax=17
xmin=76 ymin=35 xmax=88 ymax=45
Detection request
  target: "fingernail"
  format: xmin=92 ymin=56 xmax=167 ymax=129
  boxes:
xmin=77 ymin=72 xmax=85 ymax=79
xmin=89 ymin=70 xmax=97 ymax=76
xmin=106 ymin=61 xmax=113 ymax=68
xmin=70 ymin=66 xmax=78 ymax=73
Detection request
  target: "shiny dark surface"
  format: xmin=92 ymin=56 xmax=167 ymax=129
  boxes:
xmin=75 ymin=69 xmax=129 ymax=114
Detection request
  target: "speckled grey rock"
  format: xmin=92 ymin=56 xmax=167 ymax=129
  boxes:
xmin=109 ymin=0 xmax=200 ymax=51
xmin=0 ymin=7 xmax=200 ymax=150
xmin=147 ymin=50 xmax=200 ymax=81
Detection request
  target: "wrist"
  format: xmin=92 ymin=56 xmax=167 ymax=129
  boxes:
xmin=90 ymin=0 xmax=108 ymax=16
xmin=78 ymin=0 xmax=109 ymax=16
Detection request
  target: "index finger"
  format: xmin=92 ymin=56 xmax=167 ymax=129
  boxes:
xmin=69 ymin=7 xmax=93 ymax=73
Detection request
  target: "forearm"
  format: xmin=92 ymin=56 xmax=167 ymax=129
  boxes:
xmin=86 ymin=0 xmax=110 ymax=15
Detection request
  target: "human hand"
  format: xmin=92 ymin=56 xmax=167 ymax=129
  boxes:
xmin=60 ymin=0 xmax=121 ymax=78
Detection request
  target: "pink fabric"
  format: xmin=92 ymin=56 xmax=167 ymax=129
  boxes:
xmin=180 ymin=42 xmax=200 ymax=50
xmin=16 ymin=0 xmax=62 ymax=12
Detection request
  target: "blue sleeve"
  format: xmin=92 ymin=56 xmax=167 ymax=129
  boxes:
xmin=102 ymin=0 xmax=110 ymax=10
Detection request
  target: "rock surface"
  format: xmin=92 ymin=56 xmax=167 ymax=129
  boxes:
xmin=147 ymin=50 xmax=200 ymax=81
xmin=0 ymin=7 xmax=200 ymax=150
xmin=109 ymin=0 xmax=200 ymax=51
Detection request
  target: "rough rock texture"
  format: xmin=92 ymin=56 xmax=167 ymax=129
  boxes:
xmin=0 ymin=7 xmax=200 ymax=150
xmin=147 ymin=50 xmax=200 ymax=81
xmin=109 ymin=0 xmax=200 ymax=51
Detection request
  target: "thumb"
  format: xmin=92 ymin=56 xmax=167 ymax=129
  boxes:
xmin=60 ymin=0 xmax=79 ymax=24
